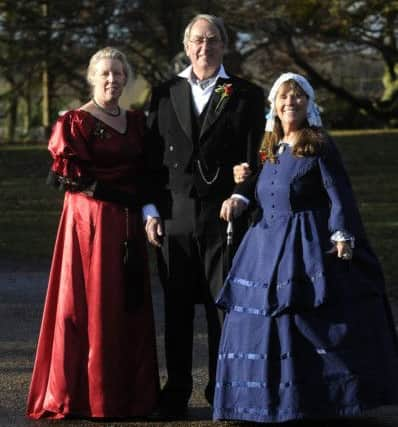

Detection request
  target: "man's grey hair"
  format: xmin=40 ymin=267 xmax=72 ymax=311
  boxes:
xmin=183 ymin=14 xmax=228 ymax=51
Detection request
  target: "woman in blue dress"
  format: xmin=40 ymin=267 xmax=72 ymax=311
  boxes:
xmin=214 ymin=72 xmax=398 ymax=423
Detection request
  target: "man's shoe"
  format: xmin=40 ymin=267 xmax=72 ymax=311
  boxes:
xmin=149 ymin=402 xmax=188 ymax=421
xmin=150 ymin=382 xmax=191 ymax=420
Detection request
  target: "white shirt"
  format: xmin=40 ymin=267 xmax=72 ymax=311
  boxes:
xmin=178 ymin=64 xmax=230 ymax=115
xmin=143 ymin=65 xmax=230 ymax=221
xmin=180 ymin=65 xmax=248 ymax=205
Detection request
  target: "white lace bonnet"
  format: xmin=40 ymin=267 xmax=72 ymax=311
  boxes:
xmin=265 ymin=72 xmax=322 ymax=132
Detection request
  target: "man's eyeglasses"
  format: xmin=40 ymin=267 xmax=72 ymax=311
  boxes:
xmin=189 ymin=36 xmax=221 ymax=46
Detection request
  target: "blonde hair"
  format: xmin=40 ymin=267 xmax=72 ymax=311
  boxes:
xmin=86 ymin=47 xmax=132 ymax=88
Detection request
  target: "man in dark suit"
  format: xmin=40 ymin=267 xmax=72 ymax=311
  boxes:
xmin=145 ymin=13 xmax=264 ymax=416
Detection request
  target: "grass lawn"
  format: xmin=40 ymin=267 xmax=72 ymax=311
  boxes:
xmin=331 ymin=130 xmax=398 ymax=295
xmin=0 ymin=144 xmax=63 ymax=268
xmin=0 ymin=130 xmax=397 ymax=295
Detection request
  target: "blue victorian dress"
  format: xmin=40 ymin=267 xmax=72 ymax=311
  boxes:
xmin=213 ymin=139 xmax=398 ymax=423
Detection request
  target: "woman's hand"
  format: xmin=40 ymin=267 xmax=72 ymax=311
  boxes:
xmin=328 ymin=241 xmax=353 ymax=260
xmin=145 ymin=216 xmax=164 ymax=247
xmin=233 ymin=162 xmax=252 ymax=184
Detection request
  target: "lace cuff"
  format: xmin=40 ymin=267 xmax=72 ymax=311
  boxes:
xmin=142 ymin=204 xmax=160 ymax=221
xmin=330 ymin=230 xmax=355 ymax=248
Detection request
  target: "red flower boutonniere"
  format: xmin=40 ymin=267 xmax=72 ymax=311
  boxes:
xmin=215 ymin=83 xmax=233 ymax=111
xmin=259 ymin=149 xmax=267 ymax=164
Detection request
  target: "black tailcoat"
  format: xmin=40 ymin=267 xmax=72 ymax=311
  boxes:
xmin=147 ymin=75 xmax=264 ymax=260
xmin=146 ymin=73 xmax=264 ymax=402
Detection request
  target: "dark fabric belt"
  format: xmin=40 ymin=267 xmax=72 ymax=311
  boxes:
xmin=47 ymin=170 xmax=142 ymax=210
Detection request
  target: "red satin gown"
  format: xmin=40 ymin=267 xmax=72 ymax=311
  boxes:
xmin=26 ymin=110 xmax=160 ymax=419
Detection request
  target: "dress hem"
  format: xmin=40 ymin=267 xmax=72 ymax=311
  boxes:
xmin=213 ymin=400 xmax=398 ymax=423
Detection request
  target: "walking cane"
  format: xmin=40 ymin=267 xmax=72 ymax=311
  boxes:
xmin=226 ymin=221 xmax=233 ymax=246
xmin=224 ymin=221 xmax=234 ymax=274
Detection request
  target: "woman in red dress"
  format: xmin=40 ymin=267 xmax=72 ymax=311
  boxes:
xmin=26 ymin=47 xmax=161 ymax=419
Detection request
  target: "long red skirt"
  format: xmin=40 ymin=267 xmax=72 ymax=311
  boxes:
xmin=27 ymin=192 xmax=159 ymax=419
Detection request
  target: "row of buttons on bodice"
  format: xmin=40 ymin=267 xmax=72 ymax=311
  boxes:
xmin=259 ymin=153 xmax=294 ymax=222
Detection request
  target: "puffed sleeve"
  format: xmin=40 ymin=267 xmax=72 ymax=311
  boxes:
xmin=318 ymin=137 xmax=365 ymax=238
xmin=47 ymin=111 xmax=95 ymax=191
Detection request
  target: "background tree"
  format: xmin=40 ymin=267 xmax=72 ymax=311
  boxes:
xmin=219 ymin=0 xmax=398 ymax=126
xmin=0 ymin=1 xmax=39 ymax=142
xmin=1 ymin=0 xmax=397 ymax=142
xmin=0 ymin=0 xmax=221 ymax=141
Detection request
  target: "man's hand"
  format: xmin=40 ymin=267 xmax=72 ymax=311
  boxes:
xmin=145 ymin=216 xmax=164 ymax=247
xmin=233 ymin=162 xmax=252 ymax=184
xmin=219 ymin=197 xmax=247 ymax=222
